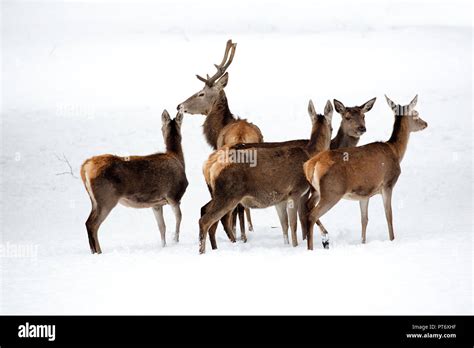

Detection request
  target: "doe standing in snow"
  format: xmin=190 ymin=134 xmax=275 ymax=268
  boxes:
xmin=199 ymin=99 xmax=332 ymax=253
xmin=80 ymin=110 xmax=188 ymax=254
xmin=303 ymin=97 xmax=377 ymax=240
xmin=303 ymin=95 xmax=428 ymax=250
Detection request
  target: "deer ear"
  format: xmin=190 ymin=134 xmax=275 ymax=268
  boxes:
xmin=175 ymin=111 xmax=183 ymax=127
xmin=308 ymin=99 xmax=317 ymax=122
xmin=161 ymin=109 xmax=171 ymax=125
xmin=385 ymin=95 xmax=397 ymax=112
xmin=215 ymin=72 xmax=229 ymax=89
xmin=361 ymin=97 xmax=376 ymax=113
xmin=333 ymin=99 xmax=345 ymax=114
xmin=408 ymin=94 xmax=418 ymax=111
xmin=324 ymin=100 xmax=333 ymax=123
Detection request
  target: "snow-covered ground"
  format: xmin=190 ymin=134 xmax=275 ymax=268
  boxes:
xmin=1 ymin=0 xmax=472 ymax=314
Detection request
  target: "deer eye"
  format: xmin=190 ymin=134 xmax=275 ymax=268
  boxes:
xmin=198 ymin=93 xmax=205 ymax=97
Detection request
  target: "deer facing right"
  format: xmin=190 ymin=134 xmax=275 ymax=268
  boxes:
xmin=304 ymin=95 xmax=428 ymax=250
xmin=303 ymin=97 xmax=376 ymax=240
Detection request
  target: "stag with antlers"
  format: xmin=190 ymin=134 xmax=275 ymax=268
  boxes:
xmin=178 ymin=40 xmax=263 ymax=243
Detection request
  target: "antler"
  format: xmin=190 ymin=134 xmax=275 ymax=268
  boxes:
xmin=196 ymin=39 xmax=237 ymax=87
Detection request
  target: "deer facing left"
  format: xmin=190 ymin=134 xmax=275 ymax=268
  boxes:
xmin=80 ymin=110 xmax=188 ymax=254
xmin=178 ymin=39 xmax=263 ymax=243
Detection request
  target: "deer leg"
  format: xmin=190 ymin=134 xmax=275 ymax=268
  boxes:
xmin=237 ymin=204 xmax=247 ymax=242
xmin=86 ymin=208 xmax=97 ymax=254
xmin=199 ymin=198 xmax=240 ymax=254
xmin=305 ymin=188 xmax=319 ymax=211
xmin=288 ymin=198 xmax=299 ymax=247
xmin=245 ymin=208 xmax=254 ymax=232
xmin=86 ymin=209 xmax=99 ymax=254
xmin=316 ymin=220 xmax=329 ymax=236
xmin=359 ymin=199 xmax=369 ymax=243
xmin=204 ymin=202 xmax=236 ymax=244
xmin=307 ymin=195 xmax=341 ymax=251
xmin=152 ymin=205 xmax=166 ymax=247
xmin=222 ymin=210 xmax=237 ymax=245
xmin=85 ymin=202 xmax=115 ymax=254
xmin=201 ymin=201 xmax=210 ymax=217
xmin=224 ymin=220 xmax=236 ymax=243
xmin=208 ymin=222 xmax=218 ymax=250
xmin=209 ymin=218 xmax=237 ymax=250
xmin=171 ymin=203 xmax=182 ymax=243
xmin=381 ymin=188 xmax=395 ymax=241
xmin=220 ymin=213 xmax=237 ymax=242
xmin=231 ymin=208 xmax=238 ymax=235
xmin=275 ymin=202 xmax=289 ymax=244
xmin=208 ymin=212 xmax=234 ymax=250
xmin=298 ymin=191 xmax=310 ymax=240
xmin=304 ymin=188 xmax=321 ymax=240
xmin=221 ymin=212 xmax=237 ymax=243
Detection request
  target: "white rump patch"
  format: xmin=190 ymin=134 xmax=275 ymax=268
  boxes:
xmin=84 ymin=171 xmax=97 ymax=208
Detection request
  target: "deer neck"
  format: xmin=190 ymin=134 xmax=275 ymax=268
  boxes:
xmin=165 ymin=130 xmax=184 ymax=166
xmin=387 ymin=116 xmax=410 ymax=162
xmin=330 ymin=125 xmax=360 ymax=150
xmin=307 ymin=118 xmax=330 ymax=156
xmin=203 ymin=91 xmax=235 ymax=149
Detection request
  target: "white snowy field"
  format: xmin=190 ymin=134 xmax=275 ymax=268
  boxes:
xmin=1 ymin=0 xmax=472 ymax=314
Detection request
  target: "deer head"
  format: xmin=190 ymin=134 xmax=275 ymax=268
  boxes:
xmin=307 ymin=99 xmax=333 ymax=151
xmin=161 ymin=109 xmax=184 ymax=142
xmin=308 ymin=99 xmax=333 ymax=125
xmin=178 ymin=40 xmax=237 ymax=115
xmin=333 ymin=97 xmax=376 ymax=137
xmin=385 ymin=95 xmax=428 ymax=132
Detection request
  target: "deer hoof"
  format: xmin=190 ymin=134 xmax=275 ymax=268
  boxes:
xmin=322 ymin=241 xmax=330 ymax=249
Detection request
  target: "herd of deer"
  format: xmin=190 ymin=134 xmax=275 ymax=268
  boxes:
xmin=80 ymin=39 xmax=428 ymax=254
